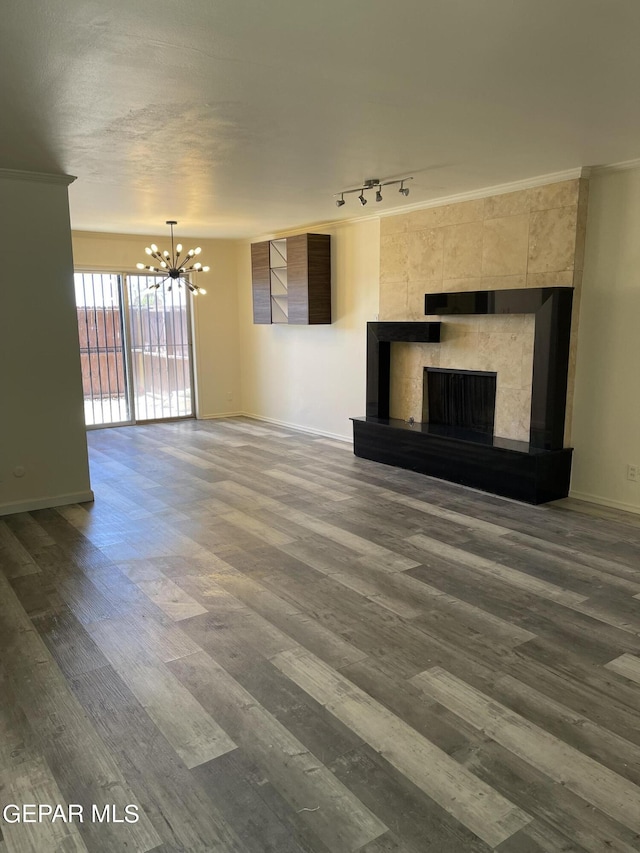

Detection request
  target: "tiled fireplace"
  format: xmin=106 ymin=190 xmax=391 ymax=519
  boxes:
xmin=351 ymin=178 xmax=588 ymax=504
xmin=379 ymin=177 xmax=589 ymax=446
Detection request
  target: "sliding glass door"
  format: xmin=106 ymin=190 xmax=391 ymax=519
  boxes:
xmin=75 ymin=273 xmax=132 ymax=426
xmin=75 ymin=272 xmax=194 ymax=427
xmin=127 ymin=275 xmax=194 ymax=421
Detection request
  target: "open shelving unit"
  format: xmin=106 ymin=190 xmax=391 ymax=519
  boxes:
xmin=269 ymin=238 xmax=288 ymax=324
xmin=251 ymin=234 xmax=331 ymax=325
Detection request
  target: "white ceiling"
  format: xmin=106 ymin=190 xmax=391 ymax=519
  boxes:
xmin=2 ymin=0 xmax=640 ymax=238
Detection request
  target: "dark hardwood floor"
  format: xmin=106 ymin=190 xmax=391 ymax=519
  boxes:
xmin=2 ymin=417 xmax=640 ymax=852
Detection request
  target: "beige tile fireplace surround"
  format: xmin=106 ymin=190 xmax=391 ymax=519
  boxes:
xmin=379 ymin=179 xmax=589 ymax=443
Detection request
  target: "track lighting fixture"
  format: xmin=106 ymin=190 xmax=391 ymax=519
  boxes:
xmin=334 ymin=176 xmax=413 ymax=208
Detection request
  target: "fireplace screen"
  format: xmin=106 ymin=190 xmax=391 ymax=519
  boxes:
xmin=424 ymin=368 xmax=497 ymax=437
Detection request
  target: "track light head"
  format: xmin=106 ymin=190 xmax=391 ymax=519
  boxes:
xmin=336 ymin=194 xmax=346 ymax=207
xmin=375 ymin=189 xmax=383 ymax=202
xmin=359 ymin=192 xmax=367 ymax=206
xmin=399 ymin=181 xmax=410 ymax=197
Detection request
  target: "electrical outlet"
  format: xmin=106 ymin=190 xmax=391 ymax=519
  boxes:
xmin=226 ymin=392 xmax=233 ymax=402
xmin=627 ymin=464 xmax=638 ymax=482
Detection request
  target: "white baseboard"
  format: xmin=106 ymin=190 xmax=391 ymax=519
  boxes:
xmin=0 ymin=490 xmax=95 ymax=517
xmin=568 ymin=489 xmax=640 ymax=516
xmin=196 ymin=411 xmax=244 ymax=420
xmin=241 ymin=412 xmax=352 ymax=443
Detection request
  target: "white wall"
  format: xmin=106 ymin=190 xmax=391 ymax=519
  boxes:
xmin=71 ymin=231 xmax=241 ymax=418
xmin=237 ymin=218 xmax=380 ymax=440
xmin=571 ymin=167 xmax=640 ymax=513
xmin=0 ymin=170 xmax=93 ymax=515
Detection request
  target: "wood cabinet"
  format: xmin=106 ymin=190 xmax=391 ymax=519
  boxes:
xmin=251 ymin=233 xmax=331 ymax=325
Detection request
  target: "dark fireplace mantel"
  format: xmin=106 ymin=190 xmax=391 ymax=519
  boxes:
xmin=366 ymin=321 xmax=441 ymax=419
xmin=352 ymin=288 xmax=574 ymax=504
xmin=425 ymin=287 xmax=573 ymax=451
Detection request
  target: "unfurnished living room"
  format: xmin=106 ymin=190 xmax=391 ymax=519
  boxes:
xmin=2 ymin=2 xmax=640 ymax=852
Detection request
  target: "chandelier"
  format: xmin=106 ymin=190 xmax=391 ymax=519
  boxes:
xmin=334 ymin=176 xmax=413 ymax=207
xmin=136 ymin=220 xmax=209 ymax=294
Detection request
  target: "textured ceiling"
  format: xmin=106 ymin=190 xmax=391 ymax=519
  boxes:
xmin=2 ymin=0 xmax=640 ymax=237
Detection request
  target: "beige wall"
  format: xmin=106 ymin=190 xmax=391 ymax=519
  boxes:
xmin=0 ymin=171 xmax=92 ymax=516
xmin=73 ymin=220 xmax=379 ymax=441
xmin=571 ymin=167 xmax=640 ymax=513
xmin=379 ymin=179 xmax=588 ymax=442
xmin=238 ymin=219 xmax=380 ymax=440
xmin=71 ymin=231 xmax=241 ymax=418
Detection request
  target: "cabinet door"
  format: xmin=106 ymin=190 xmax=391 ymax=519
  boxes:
xmin=306 ymin=234 xmax=331 ymax=325
xmin=288 ymin=234 xmax=331 ymax=325
xmin=251 ymin=241 xmax=271 ymax=323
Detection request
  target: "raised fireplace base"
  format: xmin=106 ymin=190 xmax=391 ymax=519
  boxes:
xmin=351 ymin=417 xmax=573 ymax=505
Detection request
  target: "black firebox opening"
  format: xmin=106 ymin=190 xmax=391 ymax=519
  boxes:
xmin=424 ymin=367 xmax=497 ymax=437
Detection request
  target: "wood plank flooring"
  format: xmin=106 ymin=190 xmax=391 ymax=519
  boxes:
xmin=2 ymin=417 xmax=640 ymax=852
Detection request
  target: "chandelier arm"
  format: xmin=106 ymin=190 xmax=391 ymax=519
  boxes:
xmin=143 ymin=269 xmax=165 ymax=282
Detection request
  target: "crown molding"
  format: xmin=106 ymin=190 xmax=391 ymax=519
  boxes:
xmin=254 ymin=212 xmax=379 ymax=242
xmin=0 ymin=168 xmax=76 ymax=186
xmin=257 ymin=166 xmax=589 ymax=240
xmin=377 ymin=166 xmax=587 ymax=219
xmin=590 ymin=157 xmax=640 ymax=175
xmin=72 ymin=229 xmax=170 ymax=242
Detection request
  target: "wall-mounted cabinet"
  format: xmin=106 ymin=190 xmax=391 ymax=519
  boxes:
xmin=251 ymin=233 xmax=331 ymax=325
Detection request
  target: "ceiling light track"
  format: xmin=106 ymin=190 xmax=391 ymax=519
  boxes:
xmin=334 ymin=176 xmax=413 ymax=207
